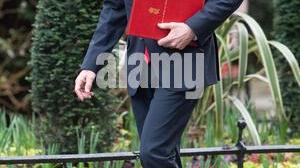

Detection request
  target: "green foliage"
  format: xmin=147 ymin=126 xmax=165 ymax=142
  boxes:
xmin=273 ymin=0 xmax=300 ymax=135
xmin=191 ymin=12 xmax=300 ymax=145
xmin=29 ymin=0 xmax=119 ymax=153
xmin=0 ymin=109 xmax=40 ymax=156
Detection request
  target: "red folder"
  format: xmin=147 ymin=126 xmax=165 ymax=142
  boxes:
xmin=126 ymin=0 xmax=205 ymax=40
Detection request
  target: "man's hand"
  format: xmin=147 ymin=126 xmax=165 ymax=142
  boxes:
xmin=74 ymin=70 xmax=96 ymax=101
xmin=157 ymin=22 xmax=196 ymax=50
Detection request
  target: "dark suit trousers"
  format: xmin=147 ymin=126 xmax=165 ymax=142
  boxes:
xmin=130 ymin=63 xmax=199 ymax=168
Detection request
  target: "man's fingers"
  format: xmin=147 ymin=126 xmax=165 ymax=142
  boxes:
xmin=84 ymin=77 xmax=93 ymax=94
xmin=74 ymin=87 xmax=84 ymax=101
xmin=158 ymin=34 xmax=173 ymax=46
xmin=157 ymin=22 xmax=180 ymax=47
xmin=74 ymin=70 xmax=96 ymax=101
xmin=157 ymin=23 xmax=178 ymax=47
xmin=75 ymin=90 xmax=84 ymax=101
xmin=74 ymin=78 xmax=82 ymax=94
xmin=74 ymin=78 xmax=85 ymax=101
xmin=176 ymin=42 xmax=186 ymax=50
xmin=157 ymin=22 xmax=175 ymax=30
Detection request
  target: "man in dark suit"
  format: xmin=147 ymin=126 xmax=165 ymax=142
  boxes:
xmin=75 ymin=0 xmax=243 ymax=167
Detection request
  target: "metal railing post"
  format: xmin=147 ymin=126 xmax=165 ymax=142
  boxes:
xmin=236 ymin=119 xmax=247 ymax=168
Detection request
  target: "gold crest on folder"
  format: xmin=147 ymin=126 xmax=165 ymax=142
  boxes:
xmin=148 ymin=7 xmax=160 ymax=15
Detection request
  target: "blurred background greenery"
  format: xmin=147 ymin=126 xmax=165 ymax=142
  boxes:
xmin=0 ymin=0 xmax=299 ymax=167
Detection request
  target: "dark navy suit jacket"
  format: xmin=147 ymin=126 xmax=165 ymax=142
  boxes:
xmin=80 ymin=0 xmax=243 ymax=96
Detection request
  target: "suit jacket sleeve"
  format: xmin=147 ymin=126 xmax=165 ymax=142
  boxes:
xmin=80 ymin=0 xmax=127 ymax=73
xmin=185 ymin=0 xmax=244 ymax=46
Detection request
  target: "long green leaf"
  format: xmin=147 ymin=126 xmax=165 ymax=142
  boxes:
xmin=227 ymin=96 xmax=261 ymax=145
xmin=269 ymin=41 xmax=300 ymax=86
xmin=219 ymin=17 xmax=238 ymax=38
xmin=236 ymin=23 xmax=249 ymax=88
xmin=232 ymin=12 xmax=286 ymax=121
xmin=216 ymin=34 xmax=232 ymax=80
xmin=225 ymin=40 xmax=257 ymax=63
xmin=213 ymin=80 xmax=223 ymax=138
xmin=245 ymin=74 xmax=269 ymax=84
xmin=229 ymin=74 xmax=270 ymax=90
xmin=195 ymin=86 xmax=213 ymax=125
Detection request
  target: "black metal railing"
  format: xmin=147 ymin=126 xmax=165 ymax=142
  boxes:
xmin=1 ymin=120 xmax=300 ymax=168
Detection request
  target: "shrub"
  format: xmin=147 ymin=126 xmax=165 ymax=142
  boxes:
xmin=249 ymin=0 xmax=274 ymax=37
xmin=29 ymin=0 xmax=119 ymax=153
xmin=273 ymin=0 xmax=300 ymax=135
